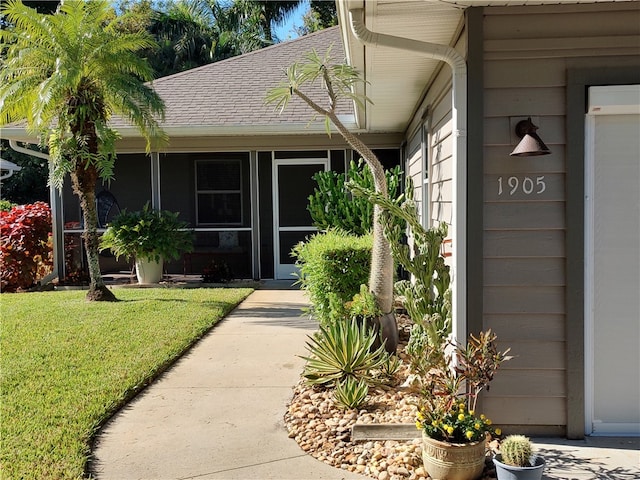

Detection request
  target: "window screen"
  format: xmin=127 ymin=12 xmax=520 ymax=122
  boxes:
xmin=196 ymin=160 xmax=243 ymax=225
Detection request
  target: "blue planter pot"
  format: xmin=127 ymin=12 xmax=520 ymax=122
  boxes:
xmin=493 ymin=453 xmax=545 ymax=480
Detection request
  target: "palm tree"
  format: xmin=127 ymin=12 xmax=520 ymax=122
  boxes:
xmin=234 ymin=0 xmax=301 ymax=43
xmin=0 ymin=0 xmax=166 ymax=301
xmin=266 ymin=49 xmax=399 ymax=353
xmin=149 ymin=0 xmax=216 ymax=76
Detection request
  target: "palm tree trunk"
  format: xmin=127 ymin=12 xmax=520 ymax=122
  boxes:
xmin=293 ymin=89 xmax=398 ymax=352
xmin=71 ymin=164 xmax=117 ymax=302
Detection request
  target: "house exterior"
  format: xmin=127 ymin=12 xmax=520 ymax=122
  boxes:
xmin=333 ymin=0 xmax=639 ymax=438
xmin=2 ymin=0 xmax=638 ymax=438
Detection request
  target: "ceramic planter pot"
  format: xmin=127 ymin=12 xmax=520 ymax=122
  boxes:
xmin=422 ymin=433 xmax=486 ymax=480
xmin=493 ymin=453 xmax=545 ymax=480
xmin=135 ymin=257 xmax=163 ymax=284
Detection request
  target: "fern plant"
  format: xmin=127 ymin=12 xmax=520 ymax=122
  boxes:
xmin=301 ymin=318 xmax=388 ymax=387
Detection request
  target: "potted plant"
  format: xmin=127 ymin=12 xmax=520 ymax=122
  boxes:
xmin=413 ymin=330 xmax=511 ymax=480
xmin=100 ymin=204 xmax=193 ymax=284
xmin=493 ymin=435 xmax=546 ymax=480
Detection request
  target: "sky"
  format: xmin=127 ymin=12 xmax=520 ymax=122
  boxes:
xmin=273 ymin=0 xmax=310 ymax=42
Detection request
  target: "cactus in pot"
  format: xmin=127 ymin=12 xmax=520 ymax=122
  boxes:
xmin=494 ymin=434 xmax=546 ymax=480
xmin=501 ymin=435 xmax=533 ymax=467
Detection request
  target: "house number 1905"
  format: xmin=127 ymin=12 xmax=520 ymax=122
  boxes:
xmin=497 ymin=175 xmax=546 ymax=196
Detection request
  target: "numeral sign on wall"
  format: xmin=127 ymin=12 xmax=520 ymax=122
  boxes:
xmin=497 ymin=175 xmax=547 ymax=196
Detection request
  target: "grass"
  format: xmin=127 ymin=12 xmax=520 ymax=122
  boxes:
xmin=0 ymin=287 xmax=253 ymax=480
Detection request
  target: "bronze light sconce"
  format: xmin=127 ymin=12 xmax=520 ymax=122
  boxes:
xmin=510 ymin=117 xmax=551 ymax=156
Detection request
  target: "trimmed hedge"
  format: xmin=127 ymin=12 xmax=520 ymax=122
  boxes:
xmin=292 ymin=230 xmax=372 ymax=325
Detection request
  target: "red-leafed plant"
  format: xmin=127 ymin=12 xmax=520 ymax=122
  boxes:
xmin=0 ymin=202 xmax=53 ymax=292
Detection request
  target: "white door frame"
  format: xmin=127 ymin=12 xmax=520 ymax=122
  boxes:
xmin=584 ymin=85 xmax=640 ymax=436
xmin=272 ymin=158 xmax=329 ymax=280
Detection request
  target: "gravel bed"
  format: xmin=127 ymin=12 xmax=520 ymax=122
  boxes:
xmin=284 ymin=316 xmax=499 ymax=480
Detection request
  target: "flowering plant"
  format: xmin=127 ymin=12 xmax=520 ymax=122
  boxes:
xmin=412 ymin=329 xmax=511 ymax=444
xmin=417 ymin=402 xmax=500 ymax=443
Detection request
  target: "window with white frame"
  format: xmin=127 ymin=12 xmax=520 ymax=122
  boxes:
xmin=195 ymin=159 xmax=243 ymax=225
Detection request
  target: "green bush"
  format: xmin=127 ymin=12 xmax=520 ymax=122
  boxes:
xmin=308 ymin=159 xmax=403 ymax=235
xmin=292 ymin=230 xmax=372 ymax=325
xmin=0 ymin=199 xmax=15 ymax=212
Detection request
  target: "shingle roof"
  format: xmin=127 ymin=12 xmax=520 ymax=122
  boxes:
xmin=115 ymin=26 xmax=354 ymax=135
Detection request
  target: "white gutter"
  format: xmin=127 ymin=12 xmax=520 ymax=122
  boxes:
xmin=348 ymin=8 xmax=468 ymax=341
xmin=8 ymin=140 xmax=61 ymax=285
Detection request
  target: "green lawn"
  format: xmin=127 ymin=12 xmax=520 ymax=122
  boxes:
xmin=0 ymin=287 xmax=253 ymax=480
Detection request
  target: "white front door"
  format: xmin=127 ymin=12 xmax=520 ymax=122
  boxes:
xmin=273 ymin=159 xmax=329 ymax=280
xmin=585 ymin=85 xmax=640 ymax=436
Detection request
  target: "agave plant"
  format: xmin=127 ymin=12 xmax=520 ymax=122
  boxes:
xmin=333 ymin=376 xmax=369 ymax=410
xmin=301 ymin=318 xmax=388 ymax=387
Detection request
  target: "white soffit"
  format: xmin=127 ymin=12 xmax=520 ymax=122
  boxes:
xmin=338 ymin=0 xmax=637 ymax=133
xmin=339 ymin=0 xmax=464 ymax=133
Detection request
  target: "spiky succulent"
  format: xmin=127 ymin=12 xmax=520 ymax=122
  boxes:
xmin=501 ymin=435 xmax=533 ymax=467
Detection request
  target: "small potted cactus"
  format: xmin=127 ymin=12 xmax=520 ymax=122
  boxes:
xmin=493 ymin=435 xmax=546 ymax=480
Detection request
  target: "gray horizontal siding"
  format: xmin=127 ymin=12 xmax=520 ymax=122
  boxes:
xmin=481 ymin=1 xmax=640 ymax=434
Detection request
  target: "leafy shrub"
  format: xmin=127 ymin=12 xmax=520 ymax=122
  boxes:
xmin=292 ymin=230 xmax=372 ymax=325
xmin=0 ymin=202 xmax=53 ymax=292
xmin=100 ymin=203 xmax=193 ymax=262
xmin=0 ymin=200 xmax=15 ymax=212
xmin=301 ymin=318 xmax=388 ymax=387
xmin=334 ymin=376 xmax=369 ymax=410
xmin=308 ymin=159 xmax=403 ymax=235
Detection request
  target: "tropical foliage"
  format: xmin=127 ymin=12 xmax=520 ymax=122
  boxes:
xmin=267 ymin=48 xmax=399 ymax=353
xmin=308 ymin=159 xmax=403 ymax=236
xmin=0 ymin=201 xmax=52 ymax=291
xmin=301 ymin=317 xmax=389 ymax=387
xmin=0 ymin=0 xmax=166 ymax=300
xmin=100 ymin=203 xmax=193 ymax=263
xmin=333 ymin=376 xmax=369 ymax=410
xmin=414 ymin=330 xmax=511 ymax=443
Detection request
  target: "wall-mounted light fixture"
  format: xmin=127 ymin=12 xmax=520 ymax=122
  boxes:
xmin=510 ymin=117 xmax=551 ymax=157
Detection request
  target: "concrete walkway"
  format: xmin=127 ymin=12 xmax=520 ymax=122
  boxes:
xmin=91 ymin=284 xmax=365 ymax=479
xmin=91 ymin=284 xmax=639 ymax=480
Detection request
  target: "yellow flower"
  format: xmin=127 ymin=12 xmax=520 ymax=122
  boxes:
xmin=465 ymin=430 xmax=474 ymax=440
xmin=416 ymin=421 xmax=423 ymax=430
xmin=495 ymin=428 xmax=502 ymax=436
xmin=417 ymin=412 xmax=425 ymax=421
xmin=469 ymin=410 xmax=474 ymax=416
xmin=446 ymin=426 xmax=454 ymax=435
xmin=458 ymin=413 xmax=465 ymax=421
xmin=474 ymin=422 xmax=481 ymax=430
xmin=480 ymin=414 xmax=486 ymax=420
xmin=486 ymin=419 xmax=492 ymax=425
xmin=432 ymin=420 xmax=438 ymax=427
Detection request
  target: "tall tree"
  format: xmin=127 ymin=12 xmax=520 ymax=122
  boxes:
xmin=0 ymin=0 xmax=166 ymax=301
xmin=296 ymin=0 xmax=337 ymax=36
xmin=234 ymin=0 xmax=301 ymax=43
xmin=266 ymin=49 xmax=399 ymax=353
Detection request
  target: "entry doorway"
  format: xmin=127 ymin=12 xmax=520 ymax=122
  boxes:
xmin=585 ymin=85 xmax=640 ymax=436
xmin=272 ymin=159 xmax=328 ymax=279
